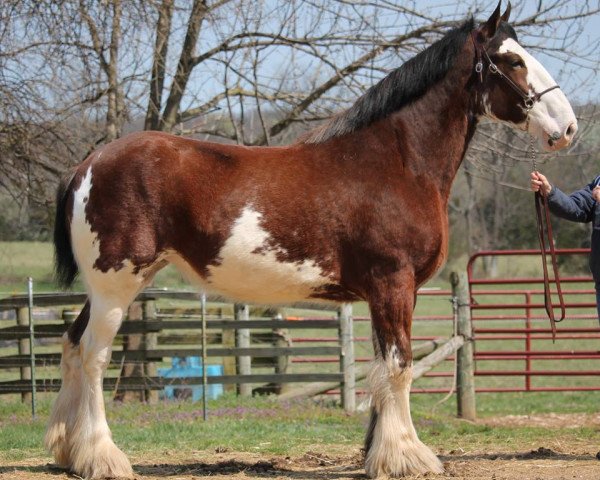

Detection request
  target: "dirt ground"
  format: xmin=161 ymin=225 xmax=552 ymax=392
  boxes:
xmin=2 ymin=448 xmax=599 ymax=480
xmin=1 ymin=414 xmax=599 ymax=480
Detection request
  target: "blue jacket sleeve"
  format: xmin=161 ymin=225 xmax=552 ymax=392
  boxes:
xmin=546 ymin=178 xmax=598 ymax=223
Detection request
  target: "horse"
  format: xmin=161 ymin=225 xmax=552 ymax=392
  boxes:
xmin=45 ymin=2 xmax=577 ymax=478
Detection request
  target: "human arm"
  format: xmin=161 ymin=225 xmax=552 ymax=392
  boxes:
xmin=530 ymin=171 xmax=596 ymax=223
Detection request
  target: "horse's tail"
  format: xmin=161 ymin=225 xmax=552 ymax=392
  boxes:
xmin=54 ymin=172 xmax=78 ymax=289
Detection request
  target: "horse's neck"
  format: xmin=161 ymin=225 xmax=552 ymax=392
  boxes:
xmin=389 ymin=54 xmax=477 ymax=200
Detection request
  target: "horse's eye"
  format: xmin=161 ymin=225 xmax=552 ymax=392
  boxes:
xmin=511 ymin=59 xmax=525 ymax=69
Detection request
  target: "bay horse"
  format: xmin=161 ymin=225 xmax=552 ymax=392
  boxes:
xmin=46 ymin=2 xmax=577 ymax=478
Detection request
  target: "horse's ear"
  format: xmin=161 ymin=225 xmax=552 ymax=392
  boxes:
xmin=479 ymin=1 xmax=502 ymax=40
xmin=501 ymin=1 xmax=511 ymax=22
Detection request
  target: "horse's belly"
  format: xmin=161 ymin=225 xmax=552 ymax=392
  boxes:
xmin=208 ymin=256 xmax=330 ymax=303
xmin=171 ymin=207 xmax=332 ymax=303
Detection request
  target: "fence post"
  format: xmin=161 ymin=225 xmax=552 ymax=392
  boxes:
xmin=222 ymin=324 xmax=236 ymax=393
xmin=27 ymin=277 xmax=37 ymax=418
xmin=143 ymin=300 xmax=158 ymax=403
xmin=62 ymin=309 xmax=78 ymax=326
xmin=235 ymin=304 xmax=251 ymax=396
xmin=115 ymin=302 xmax=144 ymax=402
xmin=524 ymin=292 xmax=532 ymax=392
xmin=339 ymin=303 xmax=355 ymax=413
xmin=273 ymin=310 xmax=289 ymax=395
xmin=451 ymin=271 xmax=476 ymax=421
xmin=17 ymin=307 xmax=31 ymax=403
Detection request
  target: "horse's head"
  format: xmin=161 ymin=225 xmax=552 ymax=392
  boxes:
xmin=474 ymin=1 xmax=577 ymax=151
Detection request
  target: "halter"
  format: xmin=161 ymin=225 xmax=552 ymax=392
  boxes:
xmin=471 ymin=31 xmax=566 ymax=340
xmin=471 ymin=31 xmax=560 ymax=111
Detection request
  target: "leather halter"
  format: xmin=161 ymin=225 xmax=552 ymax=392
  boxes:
xmin=471 ymin=31 xmax=560 ymax=111
xmin=471 ymin=30 xmax=566 ymax=340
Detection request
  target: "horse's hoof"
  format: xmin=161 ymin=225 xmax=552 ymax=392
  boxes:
xmin=365 ymin=439 xmax=444 ymax=478
xmin=70 ymin=437 xmax=133 ymax=479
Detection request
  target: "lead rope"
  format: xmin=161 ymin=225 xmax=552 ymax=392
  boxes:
xmin=529 ymin=116 xmax=566 ymax=342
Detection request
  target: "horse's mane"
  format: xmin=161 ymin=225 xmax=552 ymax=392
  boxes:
xmin=300 ymin=19 xmax=475 ymax=144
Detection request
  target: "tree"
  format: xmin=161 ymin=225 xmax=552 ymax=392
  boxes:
xmin=1 ymin=0 xmax=599 ymax=241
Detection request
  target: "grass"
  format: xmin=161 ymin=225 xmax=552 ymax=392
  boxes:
xmin=0 ymin=242 xmax=57 ymax=293
xmin=0 ymin=391 xmax=598 ymax=463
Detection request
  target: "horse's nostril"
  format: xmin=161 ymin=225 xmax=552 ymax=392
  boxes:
xmin=566 ymin=123 xmax=577 ymax=138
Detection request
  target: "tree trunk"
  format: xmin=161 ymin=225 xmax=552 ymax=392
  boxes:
xmin=114 ymin=301 xmax=145 ymax=402
xmin=144 ymin=0 xmax=174 ymax=131
xmin=106 ymin=0 xmax=123 ymax=142
xmin=160 ymin=0 xmax=208 ymax=132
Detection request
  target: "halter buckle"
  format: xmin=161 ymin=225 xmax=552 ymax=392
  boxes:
xmin=524 ymin=96 xmax=535 ymax=109
xmin=475 ymin=62 xmax=483 ymax=73
xmin=488 ymin=63 xmax=498 ymax=74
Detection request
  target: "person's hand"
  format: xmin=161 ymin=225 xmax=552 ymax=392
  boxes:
xmin=530 ymin=171 xmax=552 ymax=196
xmin=593 ymin=186 xmax=600 ymax=203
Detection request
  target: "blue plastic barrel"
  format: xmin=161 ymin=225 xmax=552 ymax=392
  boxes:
xmin=158 ymin=356 xmax=223 ymax=401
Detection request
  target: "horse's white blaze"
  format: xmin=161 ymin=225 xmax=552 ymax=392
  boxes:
xmin=366 ymin=362 xmax=443 ymax=477
xmin=205 ymin=206 xmax=330 ymax=303
xmin=499 ymin=38 xmax=577 ymax=149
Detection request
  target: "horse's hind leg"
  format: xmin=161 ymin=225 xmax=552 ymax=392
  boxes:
xmin=45 ymin=302 xmax=89 ymax=467
xmin=364 ymin=274 xmax=443 ymax=478
xmin=67 ymin=292 xmax=136 ymax=479
xmin=45 ymin=267 xmax=151 ymax=479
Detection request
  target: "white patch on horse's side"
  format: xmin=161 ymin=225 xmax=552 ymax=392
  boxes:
xmin=71 ymin=167 xmax=96 ymax=261
xmin=498 ymin=38 xmax=576 ymax=143
xmin=206 ymin=206 xmax=330 ymax=303
xmin=71 ymin=166 xmax=156 ymax=301
xmin=366 ymin=362 xmax=443 ymax=477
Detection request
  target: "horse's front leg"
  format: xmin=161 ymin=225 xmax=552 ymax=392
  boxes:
xmin=364 ymin=274 xmax=443 ymax=478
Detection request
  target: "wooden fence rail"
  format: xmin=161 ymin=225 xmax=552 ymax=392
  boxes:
xmin=0 ymin=274 xmax=475 ymax=417
xmin=0 ymin=289 xmax=357 ymax=412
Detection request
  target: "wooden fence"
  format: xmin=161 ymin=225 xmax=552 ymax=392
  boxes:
xmin=0 ymin=289 xmax=356 ymax=411
xmin=0 ymin=274 xmax=476 ymax=418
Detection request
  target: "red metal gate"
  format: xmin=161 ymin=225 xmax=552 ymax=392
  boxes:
xmin=466 ymin=249 xmax=600 ymax=393
xmin=291 ymin=249 xmax=600 ymax=395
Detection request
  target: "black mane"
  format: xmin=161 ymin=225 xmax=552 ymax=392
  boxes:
xmin=302 ymin=19 xmax=475 ymax=144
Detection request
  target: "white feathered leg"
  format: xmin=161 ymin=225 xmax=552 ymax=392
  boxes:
xmin=365 ymin=361 xmax=443 ymax=478
xmin=67 ymin=296 xmax=133 ymax=479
